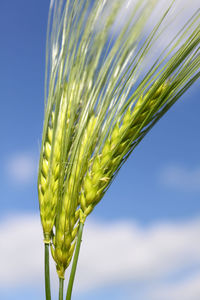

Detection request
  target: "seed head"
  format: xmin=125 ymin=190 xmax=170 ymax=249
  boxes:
xmin=38 ymin=0 xmax=200 ymax=277
xmin=79 ymin=81 xmax=169 ymax=215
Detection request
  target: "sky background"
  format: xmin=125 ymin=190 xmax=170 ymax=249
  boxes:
xmin=0 ymin=0 xmax=200 ymax=300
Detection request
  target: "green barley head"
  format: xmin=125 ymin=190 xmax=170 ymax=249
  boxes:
xmin=38 ymin=0 xmax=200 ymax=278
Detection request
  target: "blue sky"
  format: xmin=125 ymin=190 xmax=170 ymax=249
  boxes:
xmin=0 ymin=1 xmax=200 ymax=300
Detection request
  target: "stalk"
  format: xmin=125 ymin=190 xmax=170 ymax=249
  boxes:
xmin=59 ymin=278 xmax=64 ymax=300
xmin=66 ymin=222 xmax=84 ymax=300
xmin=45 ymin=243 xmax=51 ymax=300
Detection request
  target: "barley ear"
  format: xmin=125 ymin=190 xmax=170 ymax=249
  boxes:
xmin=79 ymin=81 xmax=170 ymax=216
xmin=38 ymin=83 xmax=73 ymax=243
xmin=51 ymin=116 xmax=97 ymax=278
xmin=38 ymin=113 xmax=57 ymax=243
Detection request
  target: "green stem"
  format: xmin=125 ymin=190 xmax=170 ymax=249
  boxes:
xmin=59 ymin=278 xmax=64 ymax=300
xmin=45 ymin=243 xmax=51 ymax=300
xmin=66 ymin=222 xmax=84 ymax=300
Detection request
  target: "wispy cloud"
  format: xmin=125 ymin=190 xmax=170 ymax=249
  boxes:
xmin=159 ymin=164 xmax=200 ymax=191
xmin=0 ymin=214 xmax=200 ymax=299
xmin=119 ymin=0 xmax=199 ymax=34
xmin=4 ymin=153 xmax=37 ymax=185
xmin=112 ymin=0 xmax=199 ymax=73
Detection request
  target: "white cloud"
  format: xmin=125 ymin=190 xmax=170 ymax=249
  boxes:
xmin=76 ymin=218 xmax=200 ymax=292
xmin=160 ymin=164 xmax=200 ymax=191
xmin=110 ymin=0 xmax=199 ymax=75
xmin=0 ymin=214 xmax=43 ymax=286
xmin=5 ymin=153 xmax=37 ymax=185
xmin=0 ymin=214 xmax=200 ymax=298
xmin=148 ymin=272 xmax=200 ymax=300
xmin=119 ymin=0 xmax=199 ymax=33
